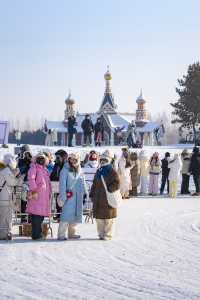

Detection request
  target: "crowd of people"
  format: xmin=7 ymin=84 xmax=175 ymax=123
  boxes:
xmin=0 ymin=144 xmax=200 ymax=241
xmin=67 ymin=114 xmax=140 ymax=147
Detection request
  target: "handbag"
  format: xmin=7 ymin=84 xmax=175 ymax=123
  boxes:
xmin=101 ymin=176 xmax=122 ymax=208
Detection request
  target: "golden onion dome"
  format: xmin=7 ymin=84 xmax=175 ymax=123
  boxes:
xmin=65 ymin=92 xmax=75 ymax=105
xmin=104 ymin=70 xmax=112 ymax=81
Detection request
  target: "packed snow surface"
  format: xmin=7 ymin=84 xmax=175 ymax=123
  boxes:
xmin=1 ymin=144 xmax=200 ymax=299
xmin=1 ymin=196 xmax=200 ymax=300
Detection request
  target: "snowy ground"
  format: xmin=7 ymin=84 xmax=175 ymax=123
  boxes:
xmin=1 ymin=143 xmax=200 ymax=299
xmin=1 ymin=196 xmax=200 ymax=300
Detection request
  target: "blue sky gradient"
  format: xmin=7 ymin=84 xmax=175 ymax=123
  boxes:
xmin=1 ymin=0 xmax=200 ymax=127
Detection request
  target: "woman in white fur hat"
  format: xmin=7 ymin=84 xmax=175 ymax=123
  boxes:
xmin=0 ymin=154 xmax=18 ymax=240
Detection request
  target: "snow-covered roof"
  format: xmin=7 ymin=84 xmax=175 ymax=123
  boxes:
xmin=46 ymin=114 xmax=99 ymax=133
xmin=137 ymin=122 xmax=159 ymax=133
xmin=46 ymin=121 xmax=68 ymax=133
xmin=107 ymin=114 xmax=132 ymax=131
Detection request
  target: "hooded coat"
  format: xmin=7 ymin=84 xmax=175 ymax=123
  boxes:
xmin=168 ymin=155 xmax=182 ymax=181
xmin=181 ymin=154 xmax=191 ymax=174
xmin=139 ymin=151 xmax=149 ymax=177
xmin=130 ymin=153 xmax=140 ymax=188
xmin=0 ymin=164 xmax=18 ymax=206
xmin=118 ymin=155 xmax=132 ymax=194
xmin=0 ymin=163 xmax=18 ymax=239
xmin=59 ymin=164 xmax=87 ymax=223
xmin=26 ymin=162 xmax=51 ymax=217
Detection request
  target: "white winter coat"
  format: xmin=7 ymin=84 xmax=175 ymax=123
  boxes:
xmin=168 ymin=157 xmax=182 ymax=181
xmin=0 ymin=166 xmax=18 ymax=206
xmin=139 ymin=152 xmax=150 ymax=177
xmin=118 ymin=156 xmax=131 ymax=194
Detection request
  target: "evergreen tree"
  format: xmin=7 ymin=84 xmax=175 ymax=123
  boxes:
xmin=171 ymin=62 xmax=200 ymax=144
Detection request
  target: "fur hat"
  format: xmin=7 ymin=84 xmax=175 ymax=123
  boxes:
xmin=181 ymin=149 xmax=189 ymax=156
xmin=68 ymin=153 xmax=81 ymax=164
xmin=35 ymin=152 xmax=46 ymax=159
xmin=139 ymin=150 xmax=148 ymax=160
xmin=173 ymin=153 xmax=179 ymax=159
xmin=100 ymin=150 xmax=113 ymax=163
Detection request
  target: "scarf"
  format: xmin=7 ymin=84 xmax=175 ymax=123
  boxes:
xmin=96 ymin=164 xmax=112 ymax=179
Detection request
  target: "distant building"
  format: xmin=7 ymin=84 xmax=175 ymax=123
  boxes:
xmin=45 ymin=67 xmax=163 ymax=146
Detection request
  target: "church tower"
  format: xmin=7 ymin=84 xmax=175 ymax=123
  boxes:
xmin=99 ymin=66 xmax=117 ymax=114
xmin=64 ymin=91 xmax=76 ymax=120
xmin=135 ymin=90 xmax=148 ymax=127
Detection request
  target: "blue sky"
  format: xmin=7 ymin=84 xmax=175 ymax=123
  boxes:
xmin=0 ymin=0 xmax=200 ymax=128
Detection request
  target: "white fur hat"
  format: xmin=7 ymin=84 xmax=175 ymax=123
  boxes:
xmin=100 ymin=150 xmax=113 ymax=163
xmin=68 ymin=152 xmax=81 ymax=164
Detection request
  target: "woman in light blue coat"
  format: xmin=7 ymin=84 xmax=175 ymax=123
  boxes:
xmin=57 ymin=153 xmax=88 ymax=240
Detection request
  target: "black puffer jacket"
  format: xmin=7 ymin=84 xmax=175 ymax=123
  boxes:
xmin=81 ymin=119 xmax=94 ymax=134
xmin=189 ymin=153 xmax=200 ymax=175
